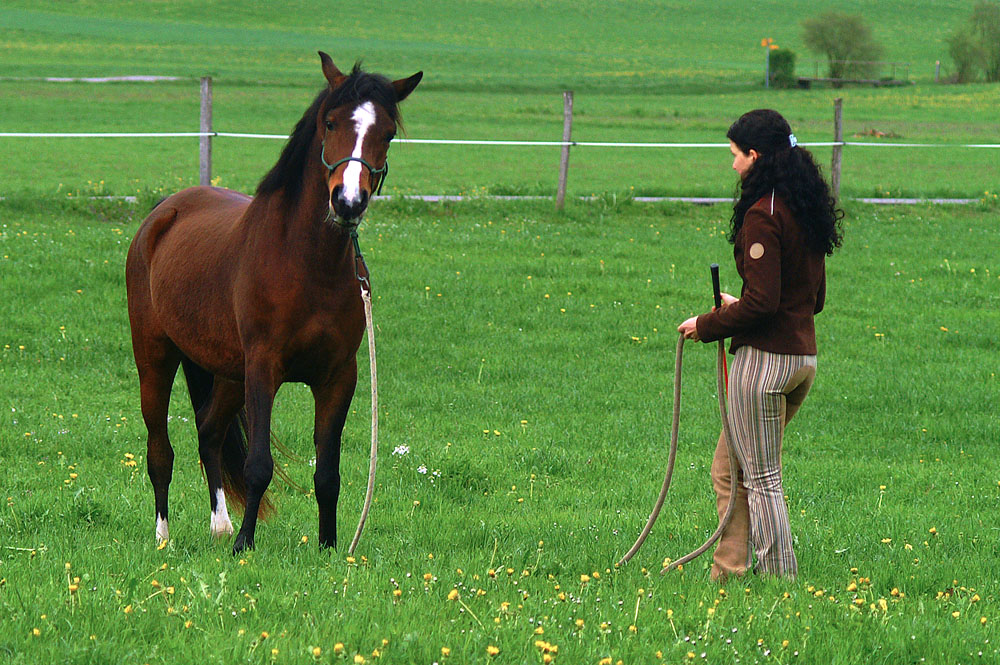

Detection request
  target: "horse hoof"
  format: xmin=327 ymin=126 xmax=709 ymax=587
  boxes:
xmin=232 ymin=535 xmax=254 ymax=554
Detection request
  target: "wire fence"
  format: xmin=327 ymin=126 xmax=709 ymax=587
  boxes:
xmin=2 ymin=76 xmax=998 ymax=204
xmin=3 ymin=131 xmax=998 ymax=150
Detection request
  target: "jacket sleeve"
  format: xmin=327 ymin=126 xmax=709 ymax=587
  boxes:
xmin=696 ymin=206 xmax=782 ymax=342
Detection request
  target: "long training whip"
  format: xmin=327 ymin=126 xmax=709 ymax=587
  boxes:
xmin=616 ymin=264 xmax=740 ymax=573
xmin=348 ymin=236 xmax=379 ymax=556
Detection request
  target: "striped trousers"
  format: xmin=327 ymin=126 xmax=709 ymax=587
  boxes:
xmin=710 ymin=345 xmax=816 ymax=580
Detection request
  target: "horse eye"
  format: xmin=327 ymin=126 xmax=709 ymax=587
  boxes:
xmin=325 ymin=120 xmax=335 ymax=131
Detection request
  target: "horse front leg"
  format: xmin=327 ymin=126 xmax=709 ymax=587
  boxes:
xmin=312 ymin=360 xmax=358 ymax=549
xmin=232 ymin=365 xmax=278 ymax=554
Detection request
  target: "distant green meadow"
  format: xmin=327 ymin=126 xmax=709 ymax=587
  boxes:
xmin=1 ymin=1 xmax=999 ymax=200
xmin=2 ymin=2 xmax=1000 ymax=664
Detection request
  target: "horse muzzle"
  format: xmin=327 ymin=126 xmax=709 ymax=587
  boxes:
xmin=330 ymin=184 xmax=370 ymax=224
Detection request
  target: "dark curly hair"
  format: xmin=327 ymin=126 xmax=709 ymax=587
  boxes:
xmin=727 ymin=109 xmax=843 ymax=255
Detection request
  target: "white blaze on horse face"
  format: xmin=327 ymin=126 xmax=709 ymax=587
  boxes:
xmin=210 ymin=488 xmax=234 ymax=538
xmin=341 ymin=101 xmax=377 ymax=204
xmin=156 ymin=514 xmax=169 ymax=543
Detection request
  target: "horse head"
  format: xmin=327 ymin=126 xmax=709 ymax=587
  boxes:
xmin=317 ymin=52 xmax=422 ymax=225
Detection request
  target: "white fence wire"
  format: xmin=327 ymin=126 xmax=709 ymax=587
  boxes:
xmin=2 ymin=132 xmax=998 ymax=149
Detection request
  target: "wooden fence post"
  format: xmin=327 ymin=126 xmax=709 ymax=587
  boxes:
xmin=831 ymin=97 xmax=843 ymax=203
xmin=556 ymin=90 xmax=573 ymax=209
xmin=200 ymin=76 xmax=213 ymax=186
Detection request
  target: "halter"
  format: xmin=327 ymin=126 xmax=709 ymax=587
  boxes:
xmin=321 ymin=140 xmax=389 ymax=196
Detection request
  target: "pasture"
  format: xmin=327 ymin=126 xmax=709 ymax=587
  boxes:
xmin=2 ymin=195 xmax=999 ymax=663
xmin=2 ymin=1 xmax=1000 ymax=663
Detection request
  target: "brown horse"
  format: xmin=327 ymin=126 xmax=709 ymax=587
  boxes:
xmin=126 ymin=53 xmax=421 ymax=553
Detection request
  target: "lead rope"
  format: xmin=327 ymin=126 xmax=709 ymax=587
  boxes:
xmin=616 ymin=334 xmax=739 ymax=573
xmin=348 ymin=230 xmax=378 ymax=556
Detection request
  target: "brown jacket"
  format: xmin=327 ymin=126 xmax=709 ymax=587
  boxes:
xmin=696 ymin=192 xmax=826 ymax=355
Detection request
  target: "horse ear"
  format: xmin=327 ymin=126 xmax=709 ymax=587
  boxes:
xmin=392 ymin=71 xmax=423 ymax=102
xmin=318 ymin=51 xmax=346 ymax=89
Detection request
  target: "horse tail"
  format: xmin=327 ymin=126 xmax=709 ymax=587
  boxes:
xmin=180 ymin=358 xmax=273 ymax=519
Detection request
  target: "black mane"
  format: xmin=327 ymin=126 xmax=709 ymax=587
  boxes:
xmin=256 ymin=63 xmax=402 ymax=201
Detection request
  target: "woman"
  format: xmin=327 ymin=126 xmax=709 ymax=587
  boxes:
xmin=678 ymin=109 xmax=843 ymax=580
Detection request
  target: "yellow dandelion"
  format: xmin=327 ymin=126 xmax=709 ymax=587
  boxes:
xmin=334 ymin=643 xmax=344 ymax=654
xmin=953 ymin=611 xmax=961 ymax=618
xmin=312 ymin=646 xmax=322 ymax=657
xmin=353 ymin=654 xmax=365 ymax=664
xmin=580 ymin=574 xmax=591 ymax=583
xmin=486 ymin=645 xmax=500 ymax=656
xmin=575 ymin=618 xmax=584 ymax=628
xmin=441 ymin=647 xmax=451 ymax=657
xmin=32 ymin=628 xmax=41 ymax=637
xmin=447 ymin=589 xmax=460 ymax=601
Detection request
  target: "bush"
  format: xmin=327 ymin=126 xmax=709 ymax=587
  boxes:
xmin=801 ymin=11 xmax=884 ymax=84
xmin=972 ymin=1 xmax=1000 ymax=81
xmin=948 ymin=1 xmax=1000 ymax=83
xmin=947 ymin=28 xmax=981 ymax=82
xmin=769 ymin=48 xmax=797 ymax=88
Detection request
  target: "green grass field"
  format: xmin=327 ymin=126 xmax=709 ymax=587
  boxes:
xmin=2 ymin=194 xmax=999 ymax=664
xmin=2 ymin=2 xmax=1000 ymax=663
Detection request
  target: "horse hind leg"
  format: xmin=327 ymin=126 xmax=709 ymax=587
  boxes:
xmin=181 ymin=358 xmax=246 ymax=540
xmin=135 ymin=343 xmax=181 ymax=544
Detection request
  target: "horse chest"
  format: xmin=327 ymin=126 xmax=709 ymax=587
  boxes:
xmin=251 ymin=286 xmax=361 ymax=379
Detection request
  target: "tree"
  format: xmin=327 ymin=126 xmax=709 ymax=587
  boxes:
xmin=947 ymin=28 xmax=981 ymax=82
xmin=947 ymin=1 xmax=1000 ymax=83
xmin=970 ymin=1 xmax=1000 ymax=81
xmin=801 ymin=11 xmax=884 ymax=84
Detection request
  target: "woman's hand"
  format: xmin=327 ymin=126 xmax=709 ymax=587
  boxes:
xmin=677 ymin=316 xmax=700 ymax=341
xmin=720 ymin=292 xmax=738 ymax=306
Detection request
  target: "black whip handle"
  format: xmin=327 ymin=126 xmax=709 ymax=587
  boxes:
xmin=710 ymin=263 xmax=722 ymax=309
